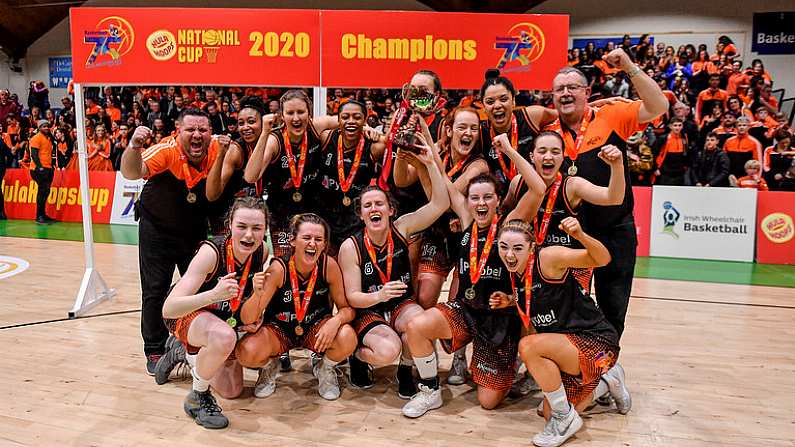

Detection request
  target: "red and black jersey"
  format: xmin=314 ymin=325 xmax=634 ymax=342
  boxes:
xmin=264 ymin=254 xmax=333 ymax=333
xmin=195 ymin=235 xmax=265 ymax=326
xmin=317 ymin=129 xmax=379 ymax=244
xmin=348 ymin=224 xmax=413 ymax=314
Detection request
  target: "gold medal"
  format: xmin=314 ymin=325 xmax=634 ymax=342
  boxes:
xmin=342 ymin=195 xmax=352 ymax=207
xmin=464 ymin=287 xmax=476 ymax=300
xmin=186 ymin=191 xmax=197 ymax=203
xmin=226 ymin=316 xmax=237 ymax=328
xmin=294 ymin=325 xmax=304 ymax=336
xmin=292 ymin=191 xmax=303 ymax=202
xmin=567 ymin=165 xmax=578 ymax=176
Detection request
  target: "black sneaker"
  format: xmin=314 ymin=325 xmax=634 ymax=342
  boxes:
xmin=155 ymin=341 xmax=186 ymax=385
xmin=279 ymin=353 xmax=292 ymax=372
xmin=43 ymin=216 xmax=58 ymax=223
xmin=145 ymin=353 xmax=162 ymax=376
xmin=396 ymin=364 xmax=417 ymax=399
xmin=183 ymin=389 xmax=229 ymax=429
xmin=35 ymin=217 xmax=52 ymax=225
xmin=348 ymin=355 xmax=374 ymax=389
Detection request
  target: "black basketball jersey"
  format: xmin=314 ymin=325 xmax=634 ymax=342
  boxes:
xmin=264 ymin=254 xmax=333 ymax=333
xmin=208 ymin=137 xmax=260 ymax=233
xmin=266 ymin=125 xmax=324 ymax=228
xmin=350 ymin=224 xmax=414 ymax=314
xmin=524 ymin=255 xmax=617 ymax=344
xmin=196 ymin=235 xmax=266 ymax=328
xmin=455 ymin=217 xmax=512 ymax=310
xmin=479 ymin=108 xmax=539 ymax=194
xmin=317 ymin=129 xmax=379 ymax=241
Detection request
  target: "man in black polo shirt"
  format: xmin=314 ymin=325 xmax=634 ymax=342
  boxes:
xmin=121 ymin=108 xmax=229 ymax=375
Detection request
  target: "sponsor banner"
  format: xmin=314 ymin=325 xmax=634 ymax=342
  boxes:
xmin=752 ymin=12 xmax=795 ymax=55
xmin=321 ymin=10 xmax=568 ymax=89
xmin=109 ymin=172 xmax=144 ymax=226
xmin=756 ymin=191 xmax=795 ymax=264
xmin=70 ymin=8 xmax=321 ymax=86
xmin=649 ymin=186 xmax=757 ymax=262
xmin=48 ymin=56 xmax=73 ymax=89
xmin=632 ymin=186 xmax=651 ymax=257
xmin=1 ymin=168 xmax=115 ymax=223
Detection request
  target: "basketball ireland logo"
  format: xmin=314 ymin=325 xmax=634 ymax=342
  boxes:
xmin=495 ymin=23 xmax=546 ymax=73
xmin=83 ymin=16 xmax=135 ymax=68
xmin=661 ymin=201 xmax=681 ymax=239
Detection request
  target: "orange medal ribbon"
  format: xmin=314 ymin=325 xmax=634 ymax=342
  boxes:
xmin=490 ymin=114 xmax=519 ymax=180
xmin=511 ymin=257 xmax=535 ymax=329
xmin=534 ymin=173 xmax=562 ymax=246
xmin=282 ymin=127 xmax=308 ymax=190
xmin=337 ymin=133 xmax=365 ymax=195
xmin=225 ymin=238 xmax=252 ymax=312
xmin=363 ymin=228 xmax=393 ymax=284
xmin=443 ymin=152 xmax=470 ymax=178
xmin=288 ymin=256 xmax=319 ymax=326
xmin=469 ymin=214 xmax=499 ymax=286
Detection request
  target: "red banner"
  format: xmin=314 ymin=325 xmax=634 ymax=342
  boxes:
xmin=633 ymin=186 xmax=651 ymax=257
xmin=756 ymin=191 xmax=795 ymax=264
xmin=320 ymin=10 xmax=568 ymax=89
xmin=1 ymin=168 xmax=115 ymax=223
xmin=70 ymin=8 xmax=321 ymax=86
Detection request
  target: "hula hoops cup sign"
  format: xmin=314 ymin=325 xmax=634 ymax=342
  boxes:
xmin=756 ymin=191 xmax=795 ymax=265
xmin=69 ymin=8 xmax=322 ymax=86
xmin=69 ymin=8 xmax=569 ymax=90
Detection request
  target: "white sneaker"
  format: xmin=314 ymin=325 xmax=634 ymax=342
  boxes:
xmin=402 ymin=383 xmax=442 ymax=418
xmin=532 ymin=406 xmax=583 ymax=447
xmin=254 ymin=360 xmax=278 ymax=398
xmin=313 ymin=360 xmax=341 ymax=401
xmin=603 ymin=364 xmax=632 ymax=414
xmin=446 ymin=350 xmax=467 ymax=385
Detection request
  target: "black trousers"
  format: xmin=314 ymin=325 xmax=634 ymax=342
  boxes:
xmin=138 ymin=217 xmax=202 ymax=356
xmin=592 ymin=217 xmax=637 ymax=341
xmin=29 ymin=168 xmax=54 ymax=218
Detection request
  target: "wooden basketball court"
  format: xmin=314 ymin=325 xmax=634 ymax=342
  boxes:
xmin=1 ymin=235 xmax=793 ymax=446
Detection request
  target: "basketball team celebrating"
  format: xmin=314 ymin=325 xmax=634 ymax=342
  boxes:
xmin=122 ymin=47 xmax=668 ymax=446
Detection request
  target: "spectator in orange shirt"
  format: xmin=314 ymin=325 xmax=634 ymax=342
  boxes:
xmin=653 ymin=117 xmax=690 ymax=185
xmin=726 ymin=61 xmax=749 ymax=96
xmin=733 ymin=159 xmax=768 ymax=190
xmin=106 ymin=100 xmax=122 ymax=123
xmin=88 ymin=124 xmax=114 ymax=171
xmin=750 ymin=59 xmax=773 ymax=84
xmin=723 ymin=116 xmax=763 ymax=178
xmin=29 ymin=120 xmax=57 ymax=224
xmin=711 ymin=111 xmax=738 ymax=146
xmin=85 ymin=96 xmax=101 ymax=119
xmin=695 ymin=74 xmax=728 ymax=123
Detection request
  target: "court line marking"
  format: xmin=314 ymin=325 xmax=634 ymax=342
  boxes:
xmin=631 ymin=294 xmax=795 ymax=310
xmin=0 ymin=309 xmax=141 ymax=330
xmin=0 ymin=255 xmax=30 ymax=280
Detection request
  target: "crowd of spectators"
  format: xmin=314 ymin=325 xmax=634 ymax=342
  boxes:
xmin=1 ymin=34 xmax=793 ymax=192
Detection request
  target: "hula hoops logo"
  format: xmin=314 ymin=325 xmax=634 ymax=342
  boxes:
xmin=495 ymin=22 xmax=546 ymax=73
xmin=83 ymin=16 xmax=135 ymax=68
xmin=0 ymin=256 xmax=30 ymax=280
xmin=761 ymin=212 xmax=794 ymax=244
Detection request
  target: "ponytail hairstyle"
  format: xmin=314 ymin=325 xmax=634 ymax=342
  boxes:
xmin=533 ymin=130 xmax=565 ymax=152
xmin=497 ymin=219 xmax=535 ymax=244
xmin=354 ymin=185 xmax=398 ymax=219
xmin=238 ymin=95 xmax=266 ymax=117
xmin=274 ymin=89 xmax=313 ymax=128
xmin=224 ymin=196 xmax=270 ymax=235
xmin=288 ymin=213 xmax=331 ymax=253
xmin=465 ymin=172 xmax=502 ymax=198
xmin=480 ymin=69 xmax=517 ymax=100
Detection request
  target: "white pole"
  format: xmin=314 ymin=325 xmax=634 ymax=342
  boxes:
xmin=313 ymin=87 xmax=327 ymax=117
xmin=73 ymin=83 xmax=94 ymax=268
xmin=69 ymin=83 xmax=115 ymax=318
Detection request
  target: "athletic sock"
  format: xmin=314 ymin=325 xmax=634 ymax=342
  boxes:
xmin=322 ymin=356 xmax=339 ymax=369
xmin=185 ymin=352 xmax=197 ymax=368
xmin=191 ymin=367 xmax=210 ymax=392
xmin=592 ymin=377 xmax=609 ymax=400
xmin=544 ymin=384 xmax=571 ymax=415
xmin=413 ymin=352 xmax=439 ymax=387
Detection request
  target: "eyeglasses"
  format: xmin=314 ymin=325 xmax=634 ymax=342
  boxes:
xmin=553 ymin=84 xmax=587 ymax=94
